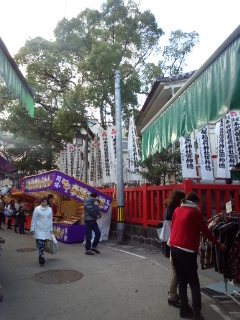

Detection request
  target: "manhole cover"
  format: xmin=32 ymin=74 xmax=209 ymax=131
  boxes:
xmin=33 ymin=269 xmax=83 ymax=284
xmin=16 ymin=248 xmax=36 ymax=252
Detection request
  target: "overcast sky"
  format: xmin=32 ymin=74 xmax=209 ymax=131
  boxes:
xmin=0 ymin=0 xmax=239 ymax=71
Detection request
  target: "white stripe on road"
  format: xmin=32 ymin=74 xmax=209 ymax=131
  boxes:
xmin=210 ymin=304 xmax=231 ymax=320
xmin=106 ymin=246 xmax=169 ymax=271
xmin=107 ymin=247 xmax=147 ymax=259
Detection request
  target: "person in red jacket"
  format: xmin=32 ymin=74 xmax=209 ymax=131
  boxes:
xmin=170 ymin=192 xmax=225 ymax=320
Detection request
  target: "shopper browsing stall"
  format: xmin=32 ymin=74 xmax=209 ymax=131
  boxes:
xmin=84 ymin=192 xmax=101 ymax=255
xmin=170 ymin=192 xmax=226 ymax=320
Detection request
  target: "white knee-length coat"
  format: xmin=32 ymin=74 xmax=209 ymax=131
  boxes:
xmin=30 ymin=205 xmax=53 ymax=240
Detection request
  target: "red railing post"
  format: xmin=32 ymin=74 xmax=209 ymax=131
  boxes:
xmin=183 ymin=179 xmax=193 ymax=195
xmin=142 ymin=184 xmax=148 ymax=228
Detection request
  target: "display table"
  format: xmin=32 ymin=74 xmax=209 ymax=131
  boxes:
xmin=53 ymin=223 xmax=86 ymax=244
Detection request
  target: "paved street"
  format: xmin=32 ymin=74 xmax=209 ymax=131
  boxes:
xmin=0 ymin=228 xmax=238 ymax=320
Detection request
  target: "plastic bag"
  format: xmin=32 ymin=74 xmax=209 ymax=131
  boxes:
xmin=4 ymin=208 xmax=11 ymax=217
xmin=45 ymin=234 xmax=58 ymax=254
xmin=52 ymin=233 xmax=58 ymax=246
xmin=158 ymin=220 xmax=171 ymax=242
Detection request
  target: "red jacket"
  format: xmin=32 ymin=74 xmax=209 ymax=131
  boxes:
xmin=170 ymin=201 xmax=219 ymax=253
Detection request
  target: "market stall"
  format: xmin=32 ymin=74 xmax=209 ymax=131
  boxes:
xmin=11 ymin=191 xmax=36 ymax=229
xmin=23 ymin=170 xmax=112 ymax=243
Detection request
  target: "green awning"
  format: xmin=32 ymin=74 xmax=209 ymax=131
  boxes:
xmin=142 ymin=27 xmax=240 ymax=160
xmin=0 ymin=38 xmax=34 ymax=118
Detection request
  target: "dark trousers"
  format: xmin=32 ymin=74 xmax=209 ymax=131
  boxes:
xmin=85 ymin=220 xmax=101 ymax=251
xmin=7 ymin=217 xmax=12 ymax=229
xmin=36 ymin=239 xmax=45 ymax=257
xmin=0 ymin=212 xmax=4 ymax=227
xmin=14 ymin=217 xmax=19 ymax=232
xmin=19 ymin=222 xmax=25 ymax=234
xmin=171 ymin=247 xmax=201 ymax=314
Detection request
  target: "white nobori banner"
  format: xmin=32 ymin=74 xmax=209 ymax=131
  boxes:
xmin=215 ymin=118 xmax=227 ymax=178
xmin=127 ymin=116 xmax=142 ymax=182
xmin=107 ymin=126 xmax=117 ymax=182
xmin=66 ymin=143 xmax=75 ymax=177
xmin=59 ymin=149 xmax=67 ymax=173
xmin=225 ymin=112 xmax=237 ymax=177
xmin=89 ymin=138 xmax=97 ymax=186
xmin=230 ymin=111 xmax=240 ymax=164
xmin=196 ymin=126 xmax=214 ymax=181
xmin=99 ymin=128 xmax=112 ymax=185
xmin=179 ymin=133 xmax=197 ymax=178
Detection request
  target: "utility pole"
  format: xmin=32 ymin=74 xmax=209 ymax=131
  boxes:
xmin=115 ymin=70 xmax=125 ymax=243
xmin=84 ymin=123 xmax=89 ymax=184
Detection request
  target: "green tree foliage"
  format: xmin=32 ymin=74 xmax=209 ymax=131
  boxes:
xmin=160 ymin=30 xmax=199 ymax=76
xmin=139 ymin=147 xmax=182 ymax=185
xmin=54 ymin=0 xmax=163 ymax=126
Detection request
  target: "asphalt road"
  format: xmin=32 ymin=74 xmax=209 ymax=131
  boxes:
xmin=0 ymin=228 xmax=238 ymax=320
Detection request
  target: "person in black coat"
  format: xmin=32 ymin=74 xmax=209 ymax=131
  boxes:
xmin=84 ymin=192 xmax=101 ymax=255
xmin=18 ymin=205 xmax=25 ymax=234
xmin=164 ymin=190 xmax=185 ymax=307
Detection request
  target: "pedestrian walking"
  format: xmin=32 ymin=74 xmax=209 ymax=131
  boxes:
xmin=163 ymin=190 xmax=185 ymax=307
xmin=14 ymin=198 xmax=23 ymax=233
xmin=84 ymin=192 xmax=101 ymax=255
xmin=0 ymin=195 xmax=6 ymax=229
xmin=6 ymin=200 xmax=16 ymax=229
xmin=18 ymin=205 xmax=25 ymax=234
xmin=170 ymin=191 xmax=226 ymax=320
xmin=30 ymin=197 xmax=53 ymax=266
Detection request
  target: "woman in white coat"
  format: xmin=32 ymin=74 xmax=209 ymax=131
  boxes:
xmin=30 ymin=197 xmax=53 ymax=266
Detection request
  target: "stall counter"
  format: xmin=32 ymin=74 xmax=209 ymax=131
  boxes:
xmin=53 ymin=223 xmax=86 ymax=244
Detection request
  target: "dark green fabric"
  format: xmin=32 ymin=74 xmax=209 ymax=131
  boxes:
xmin=142 ymin=36 xmax=240 ymax=160
xmin=0 ymin=48 xmax=34 ymax=118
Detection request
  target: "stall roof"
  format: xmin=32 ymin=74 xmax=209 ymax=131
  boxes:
xmin=0 ymin=37 xmax=34 ymax=118
xmin=141 ymin=25 xmax=240 ymax=160
xmin=23 ymin=170 xmax=112 ymax=213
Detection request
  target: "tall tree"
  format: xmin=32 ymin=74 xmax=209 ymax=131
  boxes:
xmin=54 ymin=0 xmax=163 ymax=126
xmin=160 ymin=30 xmax=199 ymax=76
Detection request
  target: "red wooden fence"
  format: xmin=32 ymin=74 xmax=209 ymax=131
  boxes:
xmin=101 ymin=180 xmax=240 ymax=228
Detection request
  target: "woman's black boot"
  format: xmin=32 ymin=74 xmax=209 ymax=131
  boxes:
xmin=39 ymin=255 xmax=45 ymax=266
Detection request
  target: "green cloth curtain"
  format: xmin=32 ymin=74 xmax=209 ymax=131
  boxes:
xmin=142 ymin=36 xmax=240 ymax=160
xmin=0 ymin=41 xmax=34 ymax=118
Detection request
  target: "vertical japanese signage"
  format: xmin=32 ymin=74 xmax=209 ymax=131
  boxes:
xmin=96 ymin=135 xmax=103 ymax=186
xmin=225 ymin=112 xmax=236 ymax=176
xmin=230 ymin=111 xmax=240 ymax=164
xmin=99 ymin=129 xmax=111 ymax=185
xmin=89 ymin=137 xmax=97 ymax=186
xmin=66 ymin=143 xmax=75 ymax=177
xmin=127 ymin=116 xmax=142 ymax=182
xmin=215 ymin=118 xmax=227 ymax=178
xmin=196 ymin=126 xmax=214 ymax=180
xmin=107 ymin=126 xmax=117 ymax=182
xmin=179 ymin=133 xmax=197 ymax=178
xmin=59 ymin=148 xmax=67 ymax=173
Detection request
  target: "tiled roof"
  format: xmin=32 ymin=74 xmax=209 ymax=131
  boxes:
xmin=157 ymin=70 xmax=196 ymax=83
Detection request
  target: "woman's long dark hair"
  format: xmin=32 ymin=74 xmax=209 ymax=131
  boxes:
xmin=165 ymin=190 xmax=185 ymax=210
xmin=185 ymin=191 xmax=200 ymax=203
